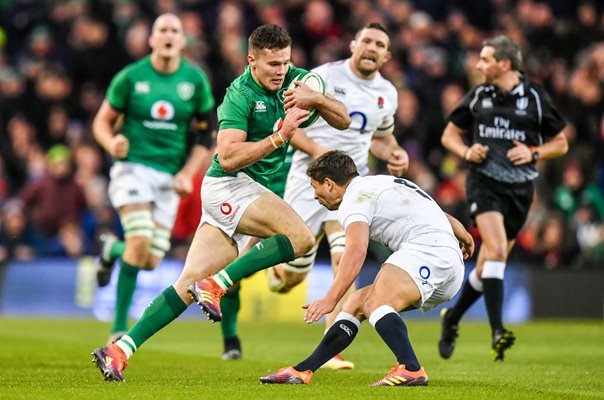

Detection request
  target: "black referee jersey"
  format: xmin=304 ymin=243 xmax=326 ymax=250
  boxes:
xmin=449 ymin=74 xmax=567 ymax=184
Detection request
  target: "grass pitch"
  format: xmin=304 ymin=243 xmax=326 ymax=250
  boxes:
xmin=0 ymin=318 xmax=602 ymax=399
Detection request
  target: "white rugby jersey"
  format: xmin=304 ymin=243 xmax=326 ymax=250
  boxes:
xmin=338 ymin=176 xmax=459 ymax=252
xmin=289 ymin=59 xmax=398 ymax=178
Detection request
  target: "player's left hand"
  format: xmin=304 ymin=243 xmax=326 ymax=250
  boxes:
xmin=459 ymin=234 xmax=475 ymax=260
xmin=284 ymin=81 xmax=318 ymax=111
xmin=173 ymin=172 xmax=193 ymax=196
xmin=507 ymin=140 xmax=533 ymax=165
xmin=386 ymin=148 xmax=409 ymax=177
xmin=303 ymin=297 xmax=337 ymax=324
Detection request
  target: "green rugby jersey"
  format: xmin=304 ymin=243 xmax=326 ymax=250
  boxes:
xmin=266 ymin=145 xmax=294 ymax=198
xmin=106 ymin=56 xmax=215 ymax=175
xmin=206 ymin=65 xmax=306 ymax=189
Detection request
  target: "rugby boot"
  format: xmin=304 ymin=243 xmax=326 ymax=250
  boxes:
xmin=370 ymin=363 xmax=428 ymax=387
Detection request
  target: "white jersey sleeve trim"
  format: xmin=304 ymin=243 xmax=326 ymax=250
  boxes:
xmin=342 ymin=213 xmax=370 ymax=229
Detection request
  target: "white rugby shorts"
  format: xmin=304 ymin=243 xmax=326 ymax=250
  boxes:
xmin=108 ymin=161 xmax=179 ymax=229
xmin=284 ymin=173 xmax=339 ymax=237
xmin=200 ymin=172 xmax=269 ymax=251
xmin=385 ymin=241 xmax=464 ymax=312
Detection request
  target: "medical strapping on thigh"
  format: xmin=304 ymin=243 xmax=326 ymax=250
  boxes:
xmin=150 ymin=227 xmax=171 ymax=258
xmin=327 ymin=231 xmax=346 ymax=255
xmin=121 ymin=209 xmax=154 ymax=239
xmin=283 ymin=241 xmax=320 ymax=272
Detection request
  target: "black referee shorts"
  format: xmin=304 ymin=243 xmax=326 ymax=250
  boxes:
xmin=466 ymin=172 xmax=534 ymax=240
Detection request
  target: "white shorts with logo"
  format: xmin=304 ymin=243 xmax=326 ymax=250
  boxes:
xmin=385 ymin=239 xmax=465 ymax=312
xmin=108 ymin=162 xmax=179 ymax=229
xmin=200 ymin=172 xmax=270 ymax=251
xmin=284 ymin=173 xmax=339 ymax=237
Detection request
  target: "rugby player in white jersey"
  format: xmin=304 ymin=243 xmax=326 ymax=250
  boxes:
xmin=267 ymin=22 xmax=409 ymax=370
xmin=260 ymin=150 xmax=474 ymax=386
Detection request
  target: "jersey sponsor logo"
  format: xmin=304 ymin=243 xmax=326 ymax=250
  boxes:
xmin=220 ymin=203 xmax=232 ymax=215
xmin=481 ymin=98 xmax=493 ymax=108
xmin=478 ymin=117 xmax=526 ymax=141
xmin=177 ymin=82 xmax=195 ymax=100
xmin=145 ymin=101 xmax=177 ymax=130
xmin=254 ymin=100 xmax=267 ymax=112
xmin=151 ymin=100 xmax=175 ymax=120
xmin=135 ymin=81 xmax=150 ymax=93
xmin=378 ymin=96 xmax=384 ymax=109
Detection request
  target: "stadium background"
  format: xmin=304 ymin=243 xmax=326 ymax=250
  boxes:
xmin=0 ymin=0 xmax=602 ymax=320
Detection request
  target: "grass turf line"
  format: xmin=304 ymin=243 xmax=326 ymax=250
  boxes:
xmin=0 ymin=319 xmax=602 ymax=400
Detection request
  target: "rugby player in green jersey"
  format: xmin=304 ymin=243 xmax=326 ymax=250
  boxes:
xmin=91 ymin=13 xmax=216 ymax=344
xmin=91 ymin=23 xmax=350 ymax=382
xmin=219 ymin=145 xmax=294 ymax=361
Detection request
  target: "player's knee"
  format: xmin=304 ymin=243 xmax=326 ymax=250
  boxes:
xmin=124 ymin=235 xmax=153 ymax=265
xmin=482 ymin=241 xmax=508 ymax=261
xmin=290 ymin=227 xmax=315 ymax=258
xmin=343 ymin=291 xmax=365 ymax=316
xmin=282 ymin=242 xmax=319 ymax=278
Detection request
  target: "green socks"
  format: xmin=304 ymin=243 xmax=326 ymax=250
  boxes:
xmin=221 ymin=285 xmax=241 ymax=340
xmin=109 ymin=240 xmax=126 ymax=261
xmin=118 ymin=286 xmax=188 ymax=356
xmin=112 ymin=259 xmax=140 ymax=333
xmin=213 ymin=234 xmax=295 ymax=289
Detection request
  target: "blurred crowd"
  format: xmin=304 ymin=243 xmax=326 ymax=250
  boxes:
xmin=0 ymin=0 xmax=602 ymax=269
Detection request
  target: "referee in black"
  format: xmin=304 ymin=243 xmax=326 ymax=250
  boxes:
xmin=439 ymin=35 xmax=568 ymax=361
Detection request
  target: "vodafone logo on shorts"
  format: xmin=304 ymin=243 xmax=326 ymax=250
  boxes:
xmin=220 ymin=203 xmax=232 ymax=215
xmin=151 ymin=100 xmax=175 ymax=120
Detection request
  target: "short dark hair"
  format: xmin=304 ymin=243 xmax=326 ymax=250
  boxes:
xmin=307 ymin=150 xmax=359 ymax=185
xmin=361 ymin=22 xmax=389 ymax=36
xmin=248 ymin=24 xmax=292 ymax=53
xmin=484 ymin=35 xmax=523 ymax=71
xmin=356 ymin=22 xmax=390 ymax=49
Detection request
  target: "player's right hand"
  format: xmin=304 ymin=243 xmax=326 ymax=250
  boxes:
xmin=281 ymin=107 xmax=310 ymax=140
xmin=110 ymin=134 xmax=129 ymax=159
xmin=464 ymin=144 xmax=489 ymax=163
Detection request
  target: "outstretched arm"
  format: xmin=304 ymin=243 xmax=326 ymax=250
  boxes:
xmin=303 ymin=221 xmax=369 ymax=323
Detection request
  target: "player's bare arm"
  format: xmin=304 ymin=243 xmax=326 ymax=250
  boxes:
xmin=92 ymin=100 xmax=129 ymax=159
xmin=445 ymin=213 xmax=475 ymax=260
xmin=290 ymin=128 xmax=332 ymax=159
xmin=284 ymin=83 xmax=351 ymax=130
xmin=506 ymin=130 xmax=569 ymax=166
xmin=217 ymin=107 xmax=309 ymax=173
xmin=303 ymin=221 xmax=369 ymax=323
xmin=173 ymin=145 xmax=212 ymax=196
xmin=369 ymin=133 xmax=409 ymax=176
xmin=441 ymin=121 xmax=489 ymax=163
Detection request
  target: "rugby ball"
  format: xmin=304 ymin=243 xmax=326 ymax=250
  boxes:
xmin=287 ymin=71 xmax=325 ymax=128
